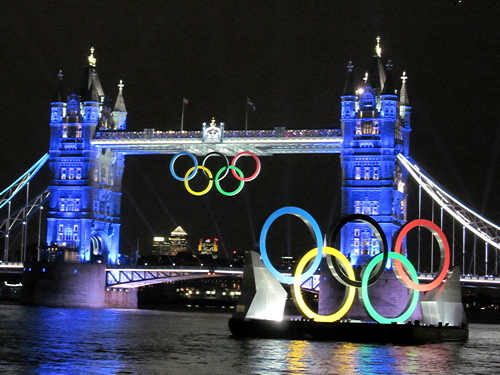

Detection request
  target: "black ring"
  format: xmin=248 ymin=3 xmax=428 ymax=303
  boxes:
xmin=201 ymin=152 xmax=229 ymax=181
xmin=327 ymin=214 xmax=388 ymax=288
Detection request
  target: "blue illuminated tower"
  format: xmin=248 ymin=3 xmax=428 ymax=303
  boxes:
xmin=46 ymin=49 xmax=127 ymax=264
xmin=339 ymin=39 xmax=412 ymax=266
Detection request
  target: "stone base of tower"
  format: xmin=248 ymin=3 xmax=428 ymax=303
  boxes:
xmin=21 ymin=262 xmax=137 ymax=309
xmin=319 ymin=266 xmax=422 ymax=321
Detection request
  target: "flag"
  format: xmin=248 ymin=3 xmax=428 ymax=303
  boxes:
xmin=247 ymin=97 xmax=255 ymax=111
xmin=183 ymin=97 xmax=189 ymax=105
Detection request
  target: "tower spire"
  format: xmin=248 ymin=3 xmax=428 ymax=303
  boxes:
xmin=375 ymin=36 xmax=382 ymax=57
xmin=88 ymin=47 xmax=96 ymax=67
xmin=114 ymin=80 xmax=127 ymax=112
xmin=400 ymin=71 xmax=410 ymax=106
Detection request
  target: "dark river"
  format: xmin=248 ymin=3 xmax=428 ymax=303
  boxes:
xmin=0 ymin=305 xmax=498 ymax=374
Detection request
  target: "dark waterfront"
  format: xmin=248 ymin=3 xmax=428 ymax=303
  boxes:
xmin=0 ymin=305 xmax=499 ymax=375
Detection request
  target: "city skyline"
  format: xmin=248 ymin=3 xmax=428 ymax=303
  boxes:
xmin=0 ymin=2 xmax=497 ymax=262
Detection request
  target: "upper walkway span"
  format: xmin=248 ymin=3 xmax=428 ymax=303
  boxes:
xmin=91 ymin=128 xmax=343 ymax=156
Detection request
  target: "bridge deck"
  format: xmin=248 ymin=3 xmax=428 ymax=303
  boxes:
xmin=92 ymin=128 xmax=343 ymax=156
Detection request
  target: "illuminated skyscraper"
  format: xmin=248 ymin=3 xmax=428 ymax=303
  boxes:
xmin=152 ymin=226 xmax=189 ymax=256
xmin=198 ymin=238 xmax=219 ymax=259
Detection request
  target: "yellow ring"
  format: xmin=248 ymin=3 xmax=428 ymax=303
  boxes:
xmin=184 ymin=166 xmax=213 ymax=196
xmin=292 ymin=247 xmax=356 ymax=322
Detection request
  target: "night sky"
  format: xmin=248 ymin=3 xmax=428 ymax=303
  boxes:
xmin=0 ymin=1 xmax=498 ymax=262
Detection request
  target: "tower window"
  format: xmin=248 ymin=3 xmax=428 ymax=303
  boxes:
xmin=64 ymin=227 xmax=73 ymax=241
xmin=362 ymin=122 xmax=373 ymax=135
xmin=364 ymin=167 xmax=370 ymax=179
xmin=355 ymin=167 xmax=361 ymax=179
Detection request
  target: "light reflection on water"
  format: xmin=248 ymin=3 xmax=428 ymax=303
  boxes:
xmin=0 ymin=305 xmax=498 ymax=375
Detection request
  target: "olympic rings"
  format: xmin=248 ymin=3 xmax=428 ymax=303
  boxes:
xmin=258 ymin=207 xmax=453 ymax=324
xmin=328 ymin=214 xmax=388 ymax=288
xmin=170 ymin=151 xmax=198 ymax=181
xmin=170 ymin=151 xmax=261 ymax=195
xmin=259 ymin=206 xmax=323 ymax=285
xmin=393 ymin=219 xmax=451 ymax=292
xmin=230 ymin=151 xmax=261 ymax=181
xmin=202 ymin=152 xmax=229 ymax=180
xmin=214 ymin=166 xmax=245 ymax=196
xmin=360 ymin=252 xmax=420 ymax=323
xmin=184 ymin=166 xmax=213 ymax=196
xmin=292 ymin=247 xmax=356 ymax=322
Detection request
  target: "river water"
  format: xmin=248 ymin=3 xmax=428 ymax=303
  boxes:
xmin=0 ymin=305 xmax=498 ymax=375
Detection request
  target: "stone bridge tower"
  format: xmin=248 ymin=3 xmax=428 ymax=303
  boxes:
xmin=339 ymin=38 xmax=412 ymax=267
xmin=46 ymin=49 xmax=126 ymax=265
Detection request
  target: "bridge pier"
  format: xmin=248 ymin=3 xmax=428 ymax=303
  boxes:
xmin=21 ymin=262 xmax=137 ymax=309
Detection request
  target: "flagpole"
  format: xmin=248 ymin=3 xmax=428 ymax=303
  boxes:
xmin=181 ymin=99 xmax=186 ymax=131
xmin=245 ymin=103 xmax=248 ymax=130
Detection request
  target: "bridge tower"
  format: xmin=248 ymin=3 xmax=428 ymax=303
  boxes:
xmin=46 ymin=49 xmax=126 ymax=265
xmin=339 ymin=38 xmax=412 ymax=266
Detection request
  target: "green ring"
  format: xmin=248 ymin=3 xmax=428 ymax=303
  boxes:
xmin=361 ymin=252 xmax=420 ymax=324
xmin=214 ymin=166 xmax=245 ymax=196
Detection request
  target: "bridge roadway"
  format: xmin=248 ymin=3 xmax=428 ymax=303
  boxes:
xmin=105 ymin=265 xmax=500 ymax=289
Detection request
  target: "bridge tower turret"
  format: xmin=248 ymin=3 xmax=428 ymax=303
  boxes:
xmin=45 ymin=48 xmax=126 ymax=265
xmin=339 ymin=39 xmax=412 ymax=267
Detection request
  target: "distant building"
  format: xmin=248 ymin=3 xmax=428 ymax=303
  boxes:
xmin=152 ymin=226 xmax=188 ymax=256
xmin=198 ymin=238 xmax=219 ymax=259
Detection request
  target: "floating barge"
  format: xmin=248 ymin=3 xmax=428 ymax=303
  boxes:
xmin=229 ymin=250 xmax=469 ymax=345
xmin=229 ymin=318 xmax=468 ymax=345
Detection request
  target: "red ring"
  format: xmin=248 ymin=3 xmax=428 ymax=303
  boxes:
xmin=230 ymin=152 xmax=261 ymax=181
xmin=393 ymin=219 xmax=450 ymax=292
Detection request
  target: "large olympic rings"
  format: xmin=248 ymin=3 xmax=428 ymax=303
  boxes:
xmin=328 ymin=214 xmax=388 ymax=288
xmin=361 ymin=252 xmax=420 ymax=323
xmin=259 ymin=207 xmax=452 ymax=323
xmin=393 ymin=219 xmax=451 ymax=292
xmin=259 ymin=206 xmax=323 ymax=285
xmin=170 ymin=151 xmax=261 ymax=196
xmin=292 ymin=247 xmax=356 ymax=322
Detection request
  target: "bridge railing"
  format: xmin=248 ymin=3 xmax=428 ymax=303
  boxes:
xmin=92 ymin=128 xmax=342 ymax=141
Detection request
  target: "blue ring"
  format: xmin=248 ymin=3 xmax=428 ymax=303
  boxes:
xmin=259 ymin=206 xmax=323 ymax=285
xmin=170 ymin=152 xmax=198 ymax=181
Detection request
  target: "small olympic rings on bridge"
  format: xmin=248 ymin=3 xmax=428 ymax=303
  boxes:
xmin=183 ymin=166 xmax=213 ymax=196
xmin=259 ymin=207 xmax=453 ymax=323
xmin=230 ymin=151 xmax=261 ymax=181
xmin=170 ymin=151 xmax=198 ymax=181
xmin=202 ymin=152 xmax=229 ymax=180
xmin=170 ymin=151 xmax=261 ymax=196
xmin=214 ymin=166 xmax=245 ymax=196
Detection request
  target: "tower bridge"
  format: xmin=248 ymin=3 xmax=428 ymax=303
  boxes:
xmin=1 ymin=41 xmax=499 ymax=309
